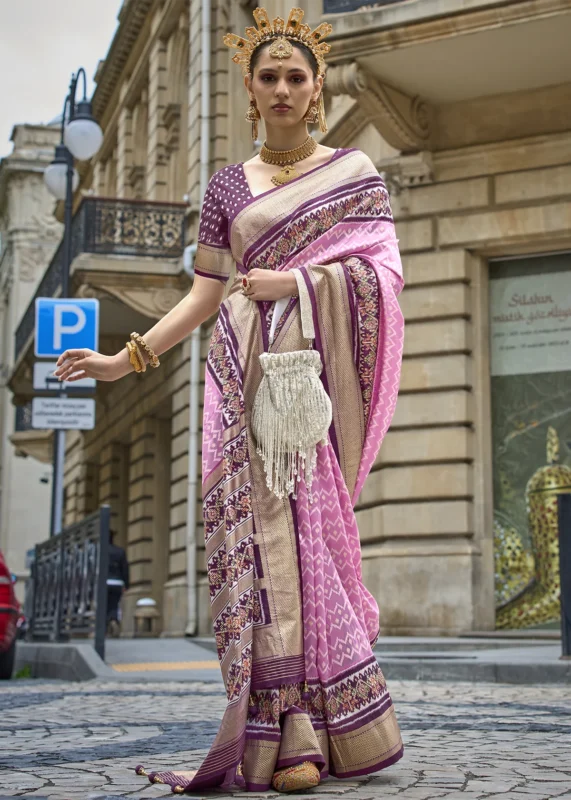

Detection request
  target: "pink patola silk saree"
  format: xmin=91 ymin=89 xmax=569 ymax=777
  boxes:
xmin=138 ymin=148 xmax=405 ymax=792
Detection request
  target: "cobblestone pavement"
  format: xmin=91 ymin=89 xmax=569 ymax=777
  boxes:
xmin=0 ymin=679 xmax=569 ymax=800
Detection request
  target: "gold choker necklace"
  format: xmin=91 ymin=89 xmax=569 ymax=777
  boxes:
xmin=260 ymin=136 xmax=318 ymax=186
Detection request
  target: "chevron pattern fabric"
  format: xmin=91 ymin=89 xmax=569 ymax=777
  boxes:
xmin=137 ymin=149 xmax=405 ymax=794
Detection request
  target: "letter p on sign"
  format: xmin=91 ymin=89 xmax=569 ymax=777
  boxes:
xmin=35 ymin=298 xmax=99 ymax=358
xmin=53 ymin=304 xmax=86 ymax=350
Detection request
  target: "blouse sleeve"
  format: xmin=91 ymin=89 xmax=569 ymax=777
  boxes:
xmin=194 ymin=176 xmax=234 ymax=283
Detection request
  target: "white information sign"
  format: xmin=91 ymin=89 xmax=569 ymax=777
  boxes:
xmin=490 ymin=272 xmax=571 ymax=377
xmin=33 ymin=361 xmax=96 ymax=392
xmin=32 ymin=398 xmax=96 ymax=431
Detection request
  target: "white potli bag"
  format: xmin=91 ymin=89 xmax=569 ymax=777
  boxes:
xmin=251 ymin=269 xmax=332 ymax=500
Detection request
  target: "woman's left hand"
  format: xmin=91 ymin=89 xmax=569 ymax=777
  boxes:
xmin=242 ymin=269 xmax=297 ymax=302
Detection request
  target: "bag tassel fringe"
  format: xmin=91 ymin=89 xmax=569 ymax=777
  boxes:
xmin=251 ymin=300 xmax=332 ymax=502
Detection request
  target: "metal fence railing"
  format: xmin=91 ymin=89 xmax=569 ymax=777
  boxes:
xmin=28 ymin=506 xmax=110 ymax=659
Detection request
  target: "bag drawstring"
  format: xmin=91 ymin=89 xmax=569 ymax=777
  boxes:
xmin=251 ymin=268 xmax=332 ymax=501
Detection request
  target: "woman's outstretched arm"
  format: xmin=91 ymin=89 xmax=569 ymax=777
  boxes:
xmin=55 ymin=274 xmax=225 ymax=383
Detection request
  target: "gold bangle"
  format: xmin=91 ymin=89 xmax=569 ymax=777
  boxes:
xmin=126 ymin=342 xmax=140 ymax=373
xmin=126 ymin=341 xmax=146 ymax=373
xmin=130 ymin=332 xmax=160 ymax=368
xmin=133 ymin=341 xmax=146 ymax=373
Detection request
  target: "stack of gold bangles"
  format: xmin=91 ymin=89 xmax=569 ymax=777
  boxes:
xmin=126 ymin=332 xmax=160 ymax=374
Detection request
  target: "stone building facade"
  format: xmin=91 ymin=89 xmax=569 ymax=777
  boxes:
xmin=0 ymin=125 xmax=62 ymax=594
xmin=324 ymin=0 xmax=571 ymax=634
xmin=9 ymin=0 xmax=571 ymax=634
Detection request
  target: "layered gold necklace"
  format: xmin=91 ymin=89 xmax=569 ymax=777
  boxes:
xmin=260 ymin=135 xmax=318 ymax=186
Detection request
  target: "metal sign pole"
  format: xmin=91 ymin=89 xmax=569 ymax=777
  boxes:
xmin=49 ymin=144 xmax=75 ymax=537
xmin=49 ymin=431 xmax=61 ymax=538
xmin=558 ymin=493 xmax=571 ymax=659
xmin=51 ymin=428 xmax=67 ymax=536
xmin=94 ymin=505 xmax=111 ymax=661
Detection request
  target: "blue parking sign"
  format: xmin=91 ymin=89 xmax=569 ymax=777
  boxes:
xmin=35 ymin=298 xmax=99 ymax=358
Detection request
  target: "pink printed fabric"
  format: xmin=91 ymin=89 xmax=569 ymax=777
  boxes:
xmin=280 ymin=217 xmax=404 ymax=505
xmin=289 ymin=235 xmax=404 ymax=692
xmin=297 ymin=443 xmax=378 ymax=684
xmin=137 ymin=149 xmax=405 ymax=794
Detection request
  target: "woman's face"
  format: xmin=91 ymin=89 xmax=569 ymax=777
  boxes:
xmin=246 ymin=45 xmax=322 ymax=129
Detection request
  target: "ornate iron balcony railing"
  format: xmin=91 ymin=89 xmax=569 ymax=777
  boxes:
xmin=14 ymin=197 xmax=187 ymax=362
xmin=324 ymin=0 xmax=407 ymax=12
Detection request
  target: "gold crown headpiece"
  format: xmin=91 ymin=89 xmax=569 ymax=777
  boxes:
xmin=223 ymin=7 xmax=333 ymax=77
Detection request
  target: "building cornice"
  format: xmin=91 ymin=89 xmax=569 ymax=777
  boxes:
xmin=326 ymin=0 xmax=571 ymax=61
xmin=92 ymin=0 xmax=155 ymax=120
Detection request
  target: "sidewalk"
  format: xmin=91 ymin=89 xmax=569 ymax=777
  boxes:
xmin=101 ymin=635 xmax=571 ymax=684
xmin=104 ymin=638 xmax=222 ymax=682
xmin=373 ymin=636 xmax=569 ymax=683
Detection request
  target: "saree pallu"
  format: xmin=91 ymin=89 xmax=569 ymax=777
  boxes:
xmin=140 ymin=150 xmax=405 ymax=793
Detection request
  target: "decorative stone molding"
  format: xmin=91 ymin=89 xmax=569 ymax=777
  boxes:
xmin=359 ymin=78 xmax=433 ymax=153
xmin=109 ymin=286 xmax=184 ymax=319
xmin=31 ymin=212 xmax=62 ymax=243
xmin=76 ymin=280 xmax=184 ymax=320
xmin=75 ymin=284 xmax=108 ymax=302
xmin=378 ymin=151 xmax=434 ymax=202
xmin=0 ymin=262 xmax=14 ymax=297
xmin=325 ymin=62 xmax=433 ymax=152
xmin=93 ymin=0 xmax=154 ymax=119
xmin=326 ymin=62 xmax=368 ymax=99
xmin=128 ymin=165 xmax=146 ymax=198
xmin=10 ymin=430 xmax=53 ymax=464
xmin=18 ymin=244 xmax=53 ymax=283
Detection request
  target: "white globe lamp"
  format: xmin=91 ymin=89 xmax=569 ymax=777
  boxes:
xmin=64 ymin=100 xmax=103 ymax=161
xmin=44 ymin=146 xmax=79 ymax=200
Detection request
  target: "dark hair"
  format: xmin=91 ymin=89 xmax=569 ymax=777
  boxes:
xmin=250 ymin=38 xmax=319 ymax=78
xmin=109 ymin=530 xmax=116 ymax=544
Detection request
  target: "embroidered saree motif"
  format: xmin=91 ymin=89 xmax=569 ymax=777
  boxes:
xmin=344 ymin=256 xmax=381 ymax=427
xmin=138 ymin=149 xmax=405 ymax=794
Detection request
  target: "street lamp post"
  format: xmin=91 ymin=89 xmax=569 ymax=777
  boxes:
xmin=44 ymin=69 xmax=103 ymax=537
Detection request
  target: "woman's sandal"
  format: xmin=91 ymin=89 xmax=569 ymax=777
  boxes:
xmin=272 ymin=761 xmax=321 ymax=792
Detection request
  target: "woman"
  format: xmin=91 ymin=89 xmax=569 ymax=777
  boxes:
xmin=56 ymin=7 xmax=405 ymax=794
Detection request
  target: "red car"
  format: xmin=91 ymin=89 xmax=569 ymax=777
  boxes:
xmin=0 ymin=550 xmax=19 ymax=679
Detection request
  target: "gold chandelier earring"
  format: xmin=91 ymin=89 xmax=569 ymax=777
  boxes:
xmin=304 ymin=100 xmax=320 ymax=125
xmin=304 ymin=96 xmax=328 ymax=134
xmin=245 ymin=99 xmax=261 ymax=141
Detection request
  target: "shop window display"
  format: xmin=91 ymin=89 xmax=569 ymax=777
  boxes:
xmin=490 ymin=254 xmax=571 ymax=629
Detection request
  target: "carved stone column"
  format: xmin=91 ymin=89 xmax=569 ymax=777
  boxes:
xmin=99 ymin=442 xmax=129 ymax=549
xmin=147 ymin=31 xmax=169 ymax=201
xmin=117 ymin=103 xmax=134 ymax=199
xmin=122 ymin=417 xmax=170 ymax=635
